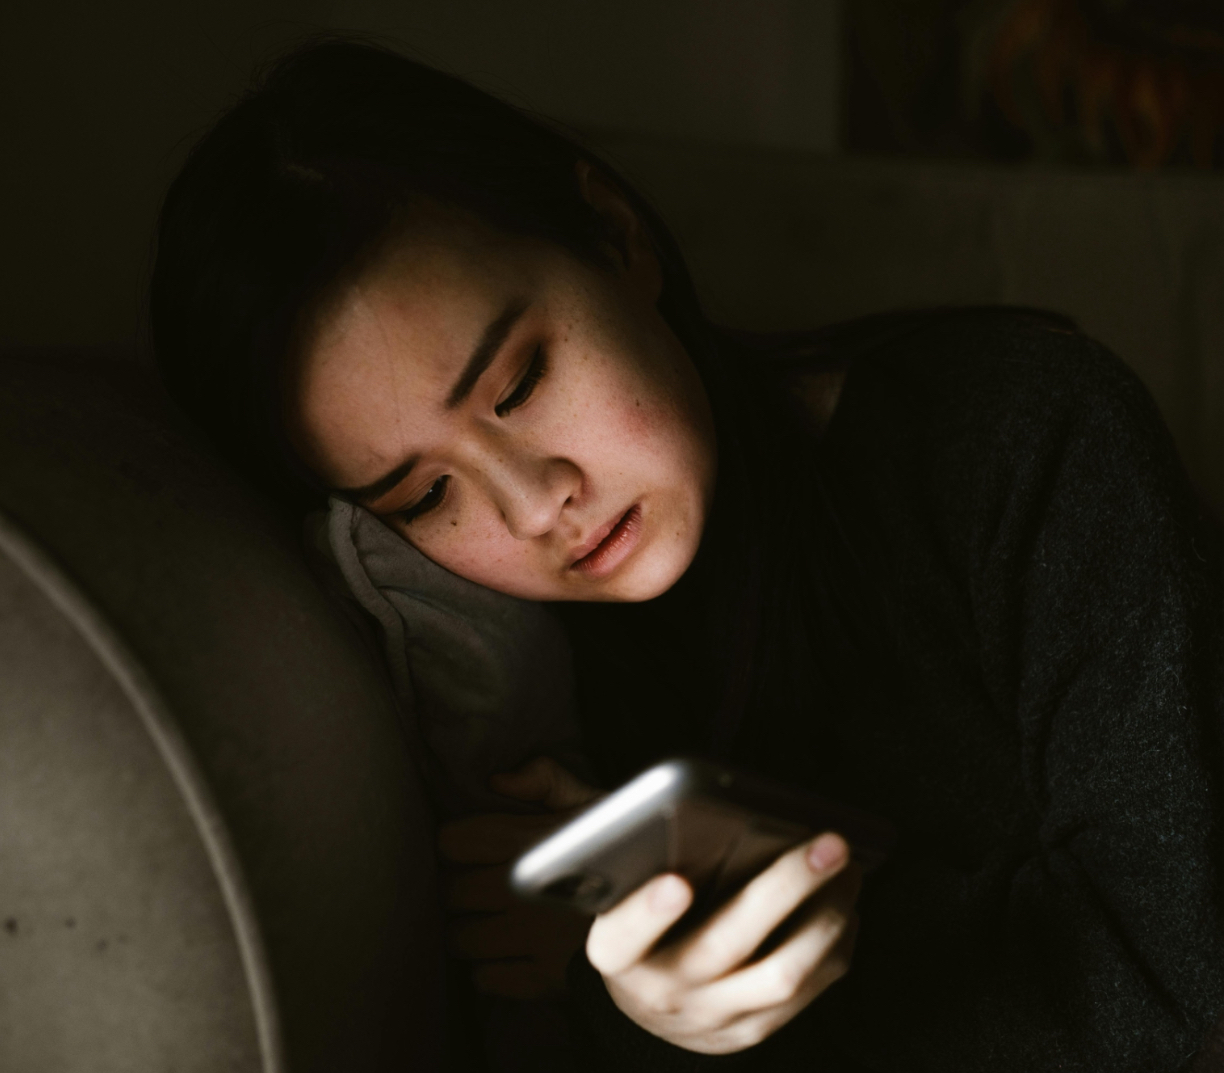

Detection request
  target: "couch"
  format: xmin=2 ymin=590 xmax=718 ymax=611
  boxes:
xmin=0 ymin=352 xmax=443 ymax=1072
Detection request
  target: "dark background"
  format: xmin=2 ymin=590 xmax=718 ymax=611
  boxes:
xmin=0 ymin=0 xmax=841 ymax=352
xmin=2 ymin=0 xmax=1222 ymax=515
xmin=5 ymin=0 xmax=1222 ymax=352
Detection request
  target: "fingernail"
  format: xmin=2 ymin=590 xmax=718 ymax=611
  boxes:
xmin=649 ymin=874 xmax=690 ymax=913
xmin=808 ymin=833 xmax=847 ymax=871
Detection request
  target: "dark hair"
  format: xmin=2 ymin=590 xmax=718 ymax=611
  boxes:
xmin=150 ymin=37 xmax=719 ymax=510
xmin=150 ymin=37 xmax=874 ymax=771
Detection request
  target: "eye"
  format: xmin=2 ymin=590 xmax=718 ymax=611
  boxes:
xmin=396 ymin=475 xmax=450 ymax=524
xmin=495 ymin=346 xmax=547 ymax=417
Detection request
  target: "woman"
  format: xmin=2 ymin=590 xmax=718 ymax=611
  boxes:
xmin=150 ymin=39 xmax=1224 ymax=1071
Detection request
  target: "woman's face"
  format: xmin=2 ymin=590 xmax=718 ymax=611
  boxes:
xmin=289 ymin=192 xmax=717 ymax=603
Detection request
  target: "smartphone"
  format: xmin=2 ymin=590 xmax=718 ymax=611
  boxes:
xmin=510 ymin=758 xmax=895 ymax=916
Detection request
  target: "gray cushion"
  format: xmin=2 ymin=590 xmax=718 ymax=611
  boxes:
xmin=312 ymin=497 xmax=584 ymax=818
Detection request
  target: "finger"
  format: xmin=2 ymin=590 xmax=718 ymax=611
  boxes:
xmin=701 ymin=917 xmax=860 ymax=1054
xmin=489 ymin=756 xmax=600 ymax=810
xmin=438 ymin=813 xmax=558 ymax=864
xmin=698 ymin=879 xmax=860 ymax=1017
xmin=487 ymin=756 xmax=566 ymax=804
xmin=675 ymin=833 xmax=849 ymax=984
xmin=587 ymin=874 xmax=693 ymax=976
xmin=446 ymin=865 xmax=512 ymax=913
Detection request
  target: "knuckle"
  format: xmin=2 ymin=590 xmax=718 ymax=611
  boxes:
xmin=807 ymin=898 xmax=848 ymax=939
xmin=643 ymin=989 xmax=680 ymax=1019
xmin=821 ymin=905 xmax=851 ymax=941
xmin=537 ymin=755 xmax=563 ymax=776
xmin=763 ymin=960 xmax=804 ymax=1003
xmin=529 ymin=757 xmax=562 ymax=791
xmin=685 ymin=1000 xmax=727 ymax=1035
xmin=724 ymin=1020 xmax=768 ymax=1052
xmin=587 ymin=922 xmax=638 ymax=976
xmin=687 ymin=931 xmax=735 ymax=974
xmin=825 ymin=948 xmax=852 ymax=982
xmin=585 ymin=929 xmax=615 ymax=973
xmin=634 ymin=973 xmax=681 ymax=1017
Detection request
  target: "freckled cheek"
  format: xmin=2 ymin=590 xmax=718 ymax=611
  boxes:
xmin=595 ymin=393 xmax=694 ymax=475
xmin=610 ymin=397 xmax=656 ymax=438
xmin=415 ymin=498 xmax=543 ymax=587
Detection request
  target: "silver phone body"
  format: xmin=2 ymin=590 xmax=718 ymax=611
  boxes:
xmin=510 ymin=758 xmax=893 ymax=915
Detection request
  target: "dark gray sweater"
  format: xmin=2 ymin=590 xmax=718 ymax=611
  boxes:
xmin=565 ymin=309 xmax=1224 ymax=1072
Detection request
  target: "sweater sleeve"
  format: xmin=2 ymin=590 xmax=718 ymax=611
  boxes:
xmin=566 ymin=315 xmax=1224 ymax=1072
xmin=829 ymin=318 xmax=1224 ymax=1072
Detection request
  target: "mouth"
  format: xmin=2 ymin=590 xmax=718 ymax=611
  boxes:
xmin=570 ymin=504 xmax=644 ymax=580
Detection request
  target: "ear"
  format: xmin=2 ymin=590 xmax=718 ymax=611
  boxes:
xmin=576 ymin=160 xmax=664 ymax=304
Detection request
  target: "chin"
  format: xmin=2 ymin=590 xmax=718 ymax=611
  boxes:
xmin=596 ymin=541 xmax=696 ymax=603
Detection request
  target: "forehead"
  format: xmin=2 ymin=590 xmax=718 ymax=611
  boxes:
xmin=312 ymin=214 xmax=535 ymax=382
xmin=292 ymin=216 xmax=543 ymax=474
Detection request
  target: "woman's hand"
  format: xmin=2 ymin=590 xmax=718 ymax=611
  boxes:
xmin=439 ymin=757 xmax=601 ymax=999
xmin=587 ymin=833 xmax=862 ymax=1055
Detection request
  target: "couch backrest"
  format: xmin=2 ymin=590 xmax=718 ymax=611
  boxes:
xmin=0 ymin=352 xmax=443 ymax=1072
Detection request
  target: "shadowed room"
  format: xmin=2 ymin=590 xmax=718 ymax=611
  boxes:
xmin=2 ymin=2 xmax=1223 ymax=1071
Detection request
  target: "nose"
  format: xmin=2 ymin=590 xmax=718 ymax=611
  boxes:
xmin=475 ymin=443 xmax=582 ymax=541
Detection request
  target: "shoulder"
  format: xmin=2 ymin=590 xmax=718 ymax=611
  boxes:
xmin=805 ymin=307 xmax=1172 ymax=481
xmin=849 ymin=305 xmax=1142 ymax=414
xmin=825 ymin=306 xmax=1144 ymax=424
xmin=731 ymin=307 xmax=1155 ymax=450
xmin=758 ymin=309 xmax=1211 ymax=584
xmin=731 ymin=307 xmax=1199 ymax=539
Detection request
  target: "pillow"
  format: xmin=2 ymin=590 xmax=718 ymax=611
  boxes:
xmin=307 ymin=497 xmax=586 ymax=818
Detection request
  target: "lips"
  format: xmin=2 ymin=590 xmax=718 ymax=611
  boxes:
xmin=570 ymin=504 xmax=643 ymax=579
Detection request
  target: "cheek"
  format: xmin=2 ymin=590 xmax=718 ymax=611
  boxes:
xmin=396 ymin=500 xmax=550 ymax=598
xmin=593 ymin=384 xmax=706 ymax=489
xmin=558 ymin=353 xmax=658 ymax=454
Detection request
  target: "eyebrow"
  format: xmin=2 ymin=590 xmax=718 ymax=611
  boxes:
xmin=339 ymin=454 xmax=421 ymax=507
xmin=336 ymin=297 xmax=528 ymax=507
xmin=445 ymin=297 xmax=529 ymax=409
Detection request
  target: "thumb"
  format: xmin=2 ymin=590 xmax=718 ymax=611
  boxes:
xmin=490 ymin=756 xmax=599 ymax=811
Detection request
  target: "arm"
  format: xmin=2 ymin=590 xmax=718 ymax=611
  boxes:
xmin=569 ymin=318 xmax=1224 ymax=1072
xmin=842 ymin=324 xmax=1224 ymax=1070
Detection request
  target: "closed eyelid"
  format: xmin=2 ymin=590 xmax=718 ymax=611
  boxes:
xmin=496 ymin=345 xmax=547 ymax=416
xmin=392 ymin=473 xmax=451 ymax=523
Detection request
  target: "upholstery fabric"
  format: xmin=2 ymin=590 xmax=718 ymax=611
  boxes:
xmin=0 ymin=351 xmax=443 ymax=1072
xmin=312 ymin=497 xmax=583 ymax=818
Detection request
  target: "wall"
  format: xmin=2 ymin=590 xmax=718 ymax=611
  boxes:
xmin=598 ymin=136 xmax=1224 ymax=515
xmin=0 ymin=0 xmax=841 ymax=352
